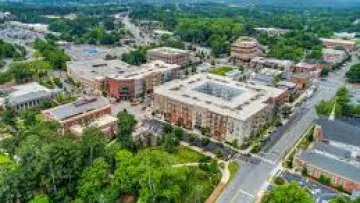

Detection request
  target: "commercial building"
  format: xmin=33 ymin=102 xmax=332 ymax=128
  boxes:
xmin=277 ymin=81 xmax=298 ymax=99
xmin=0 ymin=82 xmax=60 ymax=111
xmin=333 ymin=32 xmax=357 ymax=40
xmin=323 ymin=49 xmax=348 ymax=64
xmin=295 ymin=116 xmax=360 ymax=193
xmin=254 ymin=27 xmax=290 ymax=36
xmin=153 ymin=74 xmax=288 ymax=144
xmin=107 ymin=60 xmax=181 ymax=101
xmin=248 ymin=68 xmax=283 ymax=86
xmin=67 ymin=59 xmax=133 ymax=91
xmin=250 ymin=57 xmax=294 ymax=71
xmin=42 ymin=96 xmax=117 ymax=138
xmin=231 ymin=37 xmax=262 ymax=65
xmin=290 ymin=62 xmax=320 ymax=73
xmin=146 ymin=47 xmax=190 ymax=66
xmin=67 ymin=59 xmax=181 ymax=100
xmin=321 ymin=38 xmax=357 ymax=52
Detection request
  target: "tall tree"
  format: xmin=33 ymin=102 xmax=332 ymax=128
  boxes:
xmin=263 ymin=182 xmax=314 ymax=203
xmin=116 ymin=110 xmax=136 ymax=150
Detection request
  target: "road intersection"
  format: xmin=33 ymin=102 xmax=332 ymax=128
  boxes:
xmin=217 ymin=57 xmax=357 ymax=203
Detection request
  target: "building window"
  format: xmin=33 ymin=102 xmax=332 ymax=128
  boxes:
xmin=332 ymin=176 xmax=337 ymax=184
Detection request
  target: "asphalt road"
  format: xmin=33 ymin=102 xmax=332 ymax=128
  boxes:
xmin=217 ymin=56 xmax=357 ymax=203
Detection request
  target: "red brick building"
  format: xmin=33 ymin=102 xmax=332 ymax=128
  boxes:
xmin=42 ymin=96 xmax=117 ymax=139
xmin=295 ymin=117 xmax=360 ymax=193
xmin=107 ymin=61 xmax=181 ymax=101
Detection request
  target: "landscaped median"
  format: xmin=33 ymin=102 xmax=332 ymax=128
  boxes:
xmin=209 ymin=66 xmax=233 ymax=76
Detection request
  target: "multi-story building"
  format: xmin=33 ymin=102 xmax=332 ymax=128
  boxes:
xmin=295 ymin=116 xmax=360 ymax=193
xmin=0 ymin=82 xmax=60 ymax=111
xmin=67 ymin=59 xmax=133 ymax=92
xmin=323 ymin=49 xmax=348 ymax=64
xmin=254 ymin=27 xmax=290 ymax=36
xmin=231 ymin=37 xmax=262 ymax=65
xmin=289 ymin=73 xmax=312 ymax=90
xmin=321 ymin=38 xmax=357 ymax=52
xmin=67 ymin=59 xmax=181 ymax=101
xmin=290 ymin=62 xmax=320 ymax=73
xmin=153 ymin=74 xmax=288 ymax=144
xmin=42 ymin=96 xmax=117 ymax=138
xmin=107 ymin=60 xmax=181 ymax=101
xmin=146 ymin=47 xmax=190 ymax=66
xmin=250 ymin=57 xmax=294 ymax=71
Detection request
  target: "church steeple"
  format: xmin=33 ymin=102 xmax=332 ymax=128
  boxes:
xmin=328 ymin=101 xmax=336 ymax=121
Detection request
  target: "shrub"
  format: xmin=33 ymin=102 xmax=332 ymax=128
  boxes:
xmin=200 ymin=137 xmax=210 ymax=146
xmin=274 ymin=177 xmax=286 ymax=185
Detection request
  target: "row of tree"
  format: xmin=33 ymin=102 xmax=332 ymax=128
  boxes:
xmin=316 ymin=87 xmax=360 ymax=116
xmin=0 ymin=40 xmax=27 ymax=60
xmin=0 ymin=109 xmax=219 ymax=202
xmin=48 ymin=16 xmax=126 ymax=45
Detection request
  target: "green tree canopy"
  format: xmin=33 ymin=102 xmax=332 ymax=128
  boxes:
xmin=263 ymin=182 xmax=314 ymax=203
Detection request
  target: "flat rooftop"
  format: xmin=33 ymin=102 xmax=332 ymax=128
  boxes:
xmin=147 ymin=47 xmax=189 ymax=56
xmin=67 ymin=59 xmax=133 ymax=81
xmin=154 ymin=74 xmax=285 ymax=121
xmin=321 ymin=38 xmax=356 ymax=45
xmin=107 ymin=60 xmax=180 ymax=80
xmin=251 ymin=57 xmax=294 ymax=67
xmin=68 ymin=59 xmax=179 ymax=82
xmin=70 ymin=114 xmax=118 ymax=135
xmin=42 ymin=96 xmax=110 ymax=121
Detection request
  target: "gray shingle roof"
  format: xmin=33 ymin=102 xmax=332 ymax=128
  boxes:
xmin=44 ymin=96 xmax=110 ymax=121
xmin=299 ymin=150 xmax=360 ymax=183
xmin=315 ymin=117 xmax=360 ymax=146
xmin=312 ymin=142 xmax=351 ymax=160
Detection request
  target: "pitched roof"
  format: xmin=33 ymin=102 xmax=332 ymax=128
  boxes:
xmin=299 ymin=150 xmax=360 ymax=183
xmin=315 ymin=117 xmax=360 ymax=146
xmin=312 ymin=142 xmax=351 ymax=160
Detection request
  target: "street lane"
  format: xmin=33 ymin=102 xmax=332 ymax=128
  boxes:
xmin=217 ymin=56 xmax=357 ymax=203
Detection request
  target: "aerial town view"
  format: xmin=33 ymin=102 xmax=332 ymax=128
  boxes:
xmin=0 ymin=0 xmax=360 ymax=202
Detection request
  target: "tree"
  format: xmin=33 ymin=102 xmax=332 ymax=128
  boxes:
xmin=1 ymin=109 xmax=17 ymax=128
xmin=346 ymin=64 xmax=360 ymax=83
xmin=81 ymin=128 xmax=106 ymax=164
xmin=28 ymin=194 xmax=50 ymax=203
xmin=263 ymin=182 xmax=314 ymax=203
xmin=163 ymin=133 xmax=179 ymax=153
xmin=117 ymin=110 xmax=137 ymax=150
xmin=77 ymin=157 xmax=110 ymax=202
xmin=20 ymin=109 xmax=39 ymax=127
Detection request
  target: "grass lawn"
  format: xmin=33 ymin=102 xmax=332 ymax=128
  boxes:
xmin=210 ymin=66 xmax=233 ymax=76
xmin=228 ymin=161 xmax=240 ymax=181
xmin=139 ymin=146 xmax=220 ymax=202
xmin=169 ymin=146 xmax=206 ymax=164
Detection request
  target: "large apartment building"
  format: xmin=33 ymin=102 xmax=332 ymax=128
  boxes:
xmin=231 ymin=37 xmax=262 ymax=65
xmin=153 ymin=74 xmax=288 ymax=144
xmin=42 ymin=96 xmax=117 ymax=138
xmin=67 ymin=59 xmax=181 ymax=101
xmin=107 ymin=60 xmax=181 ymax=101
xmin=146 ymin=47 xmax=190 ymax=66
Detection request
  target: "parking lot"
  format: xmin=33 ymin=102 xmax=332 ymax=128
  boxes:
xmin=0 ymin=25 xmax=45 ymax=45
xmin=270 ymin=171 xmax=346 ymax=203
xmin=111 ymin=101 xmax=147 ymax=122
xmin=64 ymin=44 xmax=132 ymax=61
